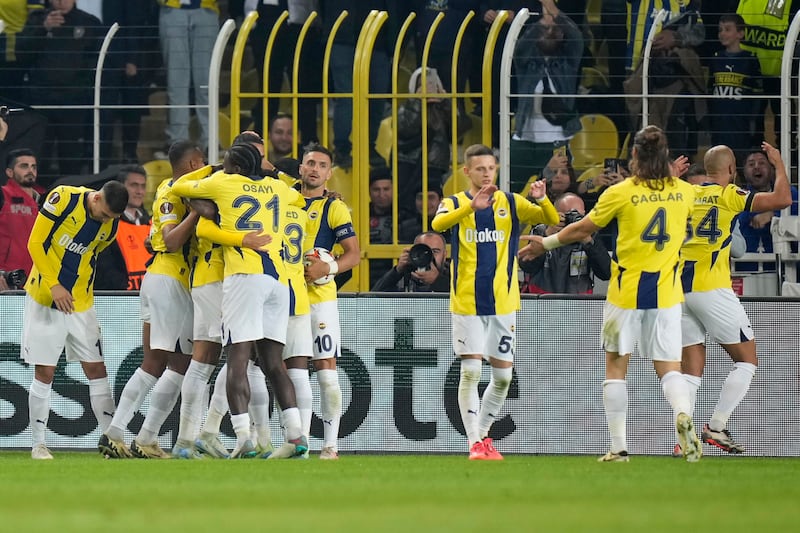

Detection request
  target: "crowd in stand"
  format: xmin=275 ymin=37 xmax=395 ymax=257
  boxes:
xmin=2 ymin=0 xmax=800 ymax=290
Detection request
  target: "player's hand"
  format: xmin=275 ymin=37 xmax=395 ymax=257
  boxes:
xmin=750 ymin=211 xmax=773 ymax=229
xmin=761 ymin=141 xmax=783 ymax=168
xmin=241 ymin=231 xmax=272 ymax=250
xmin=325 ymin=189 xmax=343 ymax=201
xmin=189 ymin=198 xmax=218 ymax=220
xmin=670 ymin=155 xmax=690 ymax=177
xmin=529 ymin=180 xmax=546 ymax=201
xmin=304 ymin=255 xmax=332 ymax=282
xmin=51 ymin=284 xmax=74 ymax=314
xmin=0 ymin=276 xmax=9 ymax=292
xmin=143 ymin=236 xmax=154 ymax=254
xmin=518 ymin=235 xmax=546 ymax=261
xmin=471 ymin=184 xmax=497 ymax=210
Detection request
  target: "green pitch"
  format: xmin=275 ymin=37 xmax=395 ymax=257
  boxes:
xmin=0 ymin=452 xmax=798 ymax=532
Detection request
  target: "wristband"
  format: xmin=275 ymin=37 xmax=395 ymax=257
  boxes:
xmin=328 ymin=260 xmax=339 ymax=275
xmin=541 ymin=234 xmax=563 ymax=251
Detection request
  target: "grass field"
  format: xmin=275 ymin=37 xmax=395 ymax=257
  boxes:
xmin=1 ymin=452 xmax=798 ymax=532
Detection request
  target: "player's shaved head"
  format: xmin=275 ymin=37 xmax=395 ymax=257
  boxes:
xmin=703 ymin=145 xmax=735 ymax=175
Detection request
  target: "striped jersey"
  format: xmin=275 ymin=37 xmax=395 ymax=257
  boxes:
xmin=432 ymin=191 xmax=558 ymax=315
xmin=587 ymin=177 xmax=695 ymax=309
xmin=681 ymin=183 xmax=753 ymax=293
xmin=25 ymin=186 xmax=118 ymax=312
xmin=302 ymin=195 xmax=357 ymax=305
xmin=147 ymin=178 xmax=196 ymax=290
xmin=283 ymin=202 xmax=310 ymax=316
xmin=171 ymin=170 xmax=304 ymax=281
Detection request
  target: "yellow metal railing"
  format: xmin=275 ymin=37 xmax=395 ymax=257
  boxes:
xmin=227 ymin=10 xmax=507 ymax=291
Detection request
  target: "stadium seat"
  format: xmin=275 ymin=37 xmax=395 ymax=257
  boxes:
xmin=579 ymin=66 xmax=609 ymax=92
xmin=327 ymin=165 xmax=352 ymax=204
xmin=576 ymin=164 xmax=606 ymax=194
xmin=375 ymin=116 xmax=393 ymax=163
xmin=619 ymin=132 xmax=631 ymax=160
xmin=569 ymin=114 xmax=618 ymax=172
xmin=142 ymin=159 xmax=173 ymax=213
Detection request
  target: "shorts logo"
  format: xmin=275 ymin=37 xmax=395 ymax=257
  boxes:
xmin=160 ymin=202 xmax=174 ymax=214
xmin=510 ymin=325 xmax=515 ymax=333
xmin=318 ymin=322 xmax=327 ymax=330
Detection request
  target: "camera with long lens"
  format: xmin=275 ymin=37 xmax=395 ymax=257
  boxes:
xmin=0 ymin=269 xmax=27 ymax=290
xmin=563 ymin=209 xmax=584 ymax=225
xmin=408 ymin=243 xmax=434 ymax=272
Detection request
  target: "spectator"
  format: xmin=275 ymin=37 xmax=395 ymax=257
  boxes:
xmin=267 ymin=112 xmax=295 ymax=162
xmin=576 ymin=157 xmax=628 ymax=210
xmin=415 ymin=0 xmax=481 ymax=121
xmin=398 ymin=186 xmax=445 ymax=244
xmin=94 ymin=165 xmax=153 ymax=290
xmin=0 ymin=148 xmax=40 ymax=289
xmin=98 ymin=1 xmax=157 ymax=166
xmin=539 ymin=152 xmax=578 ymax=202
xmin=736 ymin=0 xmax=800 ymax=146
xmin=510 ymin=0 xmax=583 ymax=194
xmin=708 ymin=13 xmax=762 ymax=165
xmin=0 ymin=0 xmax=44 ymax=105
xmin=520 ymin=192 xmax=611 ymax=294
xmin=17 ymin=0 xmax=104 ymax=183
xmin=247 ymin=1 xmax=322 ymax=146
xmin=368 ymin=165 xmax=394 ymax=287
xmin=395 ymin=66 xmax=469 ymax=218
xmin=322 ymin=0 xmax=391 ymax=169
xmin=372 ymin=231 xmax=451 ymax=292
xmin=623 ymin=2 xmax=706 ymax=159
xmin=735 ymin=149 xmax=799 ymax=272
xmin=158 ymin=0 xmax=219 ymax=154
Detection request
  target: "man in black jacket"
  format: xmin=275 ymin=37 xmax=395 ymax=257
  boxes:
xmin=520 ymin=192 xmax=610 ymax=294
xmin=372 ymin=231 xmax=450 ymax=292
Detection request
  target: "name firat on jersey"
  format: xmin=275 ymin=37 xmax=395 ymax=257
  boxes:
xmin=630 ymin=191 xmax=686 ymax=205
xmin=464 ymin=228 xmax=506 ymax=243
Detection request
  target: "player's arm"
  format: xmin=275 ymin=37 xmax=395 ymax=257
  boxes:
xmin=170 ymin=172 xmax=217 ymax=199
xmin=196 ymin=218 xmax=272 ymax=250
xmin=519 ymin=216 xmax=601 ymax=261
xmin=749 ymin=141 xmax=793 ymax=213
xmin=431 ymin=194 xmax=475 ymax=233
xmin=27 ymin=212 xmax=74 ymax=312
xmin=162 ymin=206 xmax=200 ymax=252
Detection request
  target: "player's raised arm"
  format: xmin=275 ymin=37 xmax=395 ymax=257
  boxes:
xmin=749 ymin=141 xmax=793 ymax=213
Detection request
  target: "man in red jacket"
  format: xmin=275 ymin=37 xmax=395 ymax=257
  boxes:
xmin=0 ymin=148 xmax=40 ymax=290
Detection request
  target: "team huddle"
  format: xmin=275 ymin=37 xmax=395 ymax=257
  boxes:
xmin=20 ymin=126 xmax=787 ymax=462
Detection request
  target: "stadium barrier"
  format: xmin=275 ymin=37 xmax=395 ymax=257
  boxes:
xmin=1 ymin=293 xmax=798 ymax=457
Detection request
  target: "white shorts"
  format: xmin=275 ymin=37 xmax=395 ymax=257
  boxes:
xmin=282 ymin=313 xmax=313 ymax=360
xmin=192 ymin=282 xmax=222 ymax=343
xmin=20 ymin=295 xmax=104 ymax=366
xmin=309 ymin=300 xmax=341 ymax=361
xmin=451 ymin=312 xmax=516 ymax=363
xmin=601 ymin=302 xmax=682 ymax=361
xmin=140 ymin=272 xmax=193 ymax=353
xmin=682 ymin=289 xmax=754 ymax=346
xmin=222 ymin=274 xmax=289 ymax=345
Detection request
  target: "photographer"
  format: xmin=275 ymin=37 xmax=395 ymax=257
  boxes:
xmin=372 ymin=231 xmax=450 ymax=293
xmin=520 ymin=193 xmax=610 ymax=294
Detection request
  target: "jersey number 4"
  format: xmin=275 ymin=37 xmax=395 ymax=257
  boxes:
xmin=689 ymin=206 xmax=723 ymax=244
xmin=640 ymin=207 xmax=671 ymax=251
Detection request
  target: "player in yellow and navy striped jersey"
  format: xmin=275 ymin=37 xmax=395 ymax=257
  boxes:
xmin=170 ymin=143 xmax=308 ymax=459
xmin=287 ymin=142 xmax=360 ymax=460
xmin=520 ymin=126 xmax=702 ymax=463
xmin=680 ymin=143 xmax=791 ymax=455
xmin=432 ymin=144 xmax=558 ymax=461
xmin=99 ymin=141 xmax=205 ymax=460
xmin=23 ymin=180 xmax=128 ymax=460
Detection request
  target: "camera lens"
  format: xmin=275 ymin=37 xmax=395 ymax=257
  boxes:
xmin=408 ymin=243 xmax=434 ymax=270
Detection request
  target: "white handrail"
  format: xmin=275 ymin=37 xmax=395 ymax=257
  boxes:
xmin=498 ymin=8 xmax=531 ymax=192
xmin=92 ymin=23 xmax=119 ymax=174
xmin=780 ymin=11 xmax=800 ymax=179
xmin=207 ymin=18 xmax=237 ymax=164
xmin=641 ymin=9 xmax=667 ymax=127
